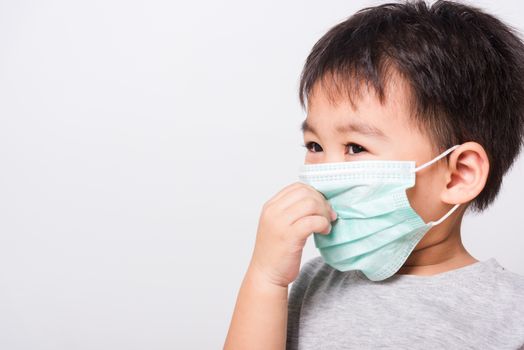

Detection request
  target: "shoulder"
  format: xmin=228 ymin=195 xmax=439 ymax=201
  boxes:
xmin=292 ymin=256 xmax=333 ymax=289
xmin=492 ymin=262 xmax=524 ymax=299
xmin=289 ymin=256 xmax=357 ymax=300
xmin=298 ymin=256 xmax=326 ymax=278
xmin=486 ymin=260 xmax=524 ymax=320
xmin=286 ymin=256 xmax=333 ymax=349
xmin=288 ymin=256 xmax=328 ymax=301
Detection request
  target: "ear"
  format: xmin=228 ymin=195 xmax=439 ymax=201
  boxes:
xmin=440 ymin=142 xmax=490 ymax=206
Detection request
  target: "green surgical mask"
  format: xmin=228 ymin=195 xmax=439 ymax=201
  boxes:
xmin=297 ymin=145 xmax=460 ymax=281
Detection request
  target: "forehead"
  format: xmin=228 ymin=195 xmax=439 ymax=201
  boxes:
xmin=303 ymin=71 xmax=416 ymax=135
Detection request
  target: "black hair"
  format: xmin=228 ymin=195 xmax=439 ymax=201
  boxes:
xmin=298 ymin=0 xmax=524 ymax=212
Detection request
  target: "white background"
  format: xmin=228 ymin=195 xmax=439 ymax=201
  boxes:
xmin=0 ymin=0 xmax=523 ymax=349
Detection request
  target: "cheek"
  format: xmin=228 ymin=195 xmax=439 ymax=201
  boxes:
xmin=405 ymin=170 xmax=443 ymax=222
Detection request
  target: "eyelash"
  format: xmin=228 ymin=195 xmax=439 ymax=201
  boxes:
xmin=302 ymin=141 xmax=367 ymax=155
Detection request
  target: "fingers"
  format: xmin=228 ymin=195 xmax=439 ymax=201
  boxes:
xmin=273 ymin=184 xmax=324 ymax=211
xmin=263 ymin=182 xmax=336 ymax=247
xmin=292 ymin=215 xmax=333 ymax=242
xmin=268 ymin=183 xmax=335 ymax=218
xmin=283 ymin=193 xmax=335 ymax=227
xmin=265 ymin=182 xmax=305 ymax=207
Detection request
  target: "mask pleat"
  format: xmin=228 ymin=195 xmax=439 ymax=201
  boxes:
xmin=318 ymin=212 xmax=425 ymax=264
xmin=330 ymin=226 xmax=430 ymax=281
xmin=330 ymin=185 xmax=409 ymax=219
xmin=314 ymin=206 xmax=416 ymax=248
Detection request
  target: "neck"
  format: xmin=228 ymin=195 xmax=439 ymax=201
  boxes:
xmin=396 ymin=222 xmax=478 ymax=276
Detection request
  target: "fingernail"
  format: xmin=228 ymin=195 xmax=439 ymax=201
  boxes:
xmin=331 ymin=210 xmax=337 ymax=221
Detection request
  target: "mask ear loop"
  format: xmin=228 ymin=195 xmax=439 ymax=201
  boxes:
xmin=428 ymin=203 xmax=460 ymax=226
xmin=411 ymin=145 xmax=462 ymax=226
xmin=412 ymin=145 xmax=460 ymax=173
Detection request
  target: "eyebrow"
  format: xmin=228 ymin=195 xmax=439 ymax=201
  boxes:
xmin=300 ymin=119 xmax=388 ymax=139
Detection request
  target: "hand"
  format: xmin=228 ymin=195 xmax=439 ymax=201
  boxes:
xmin=249 ymin=182 xmax=337 ymax=288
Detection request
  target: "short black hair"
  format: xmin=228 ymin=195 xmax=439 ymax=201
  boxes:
xmin=298 ymin=0 xmax=524 ymax=212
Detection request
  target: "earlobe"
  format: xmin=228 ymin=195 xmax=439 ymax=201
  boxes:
xmin=440 ymin=142 xmax=490 ymax=205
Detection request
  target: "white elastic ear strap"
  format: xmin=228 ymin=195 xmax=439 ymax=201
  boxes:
xmin=413 ymin=145 xmax=460 ymax=173
xmin=412 ymin=145 xmax=461 ymax=226
xmin=429 ymin=203 xmax=460 ymax=226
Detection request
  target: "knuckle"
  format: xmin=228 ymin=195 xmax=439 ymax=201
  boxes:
xmin=261 ymin=204 xmax=274 ymax=219
xmin=300 ymin=183 xmax=317 ymax=195
xmin=297 ymin=186 xmax=313 ymax=197
xmin=315 ymin=217 xmax=331 ymax=234
xmin=304 ymin=216 xmax=318 ymax=231
xmin=287 ymin=184 xmax=307 ymax=197
xmin=323 ymin=216 xmax=332 ymax=230
xmin=302 ymin=197 xmax=318 ymax=212
xmin=286 ymin=182 xmax=303 ymax=192
xmin=263 ymin=199 xmax=274 ymax=211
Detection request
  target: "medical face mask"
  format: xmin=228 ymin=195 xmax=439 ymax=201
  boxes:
xmin=297 ymin=145 xmax=461 ymax=281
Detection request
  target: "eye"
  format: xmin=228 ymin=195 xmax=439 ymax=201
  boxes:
xmin=347 ymin=143 xmax=367 ymax=155
xmin=303 ymin=141 xmax=323 ymax=153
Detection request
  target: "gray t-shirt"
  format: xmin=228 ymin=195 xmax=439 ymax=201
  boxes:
xmin=286 ymin=256 xmax=524 ymax=349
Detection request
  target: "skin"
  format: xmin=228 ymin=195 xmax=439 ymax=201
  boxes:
xmin=224 ymin=71 xmax=489 ymax=349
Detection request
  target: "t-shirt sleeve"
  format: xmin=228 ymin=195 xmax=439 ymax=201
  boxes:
xmin=286 ymin=256 xmax=324 ymax=350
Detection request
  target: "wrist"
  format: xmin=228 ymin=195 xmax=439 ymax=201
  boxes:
xmin=246 ymin=261 xmax=289 ymax=294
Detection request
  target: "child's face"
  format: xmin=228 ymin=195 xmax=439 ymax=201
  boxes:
xmin=301 ymin=74 xmax=456 ymax=237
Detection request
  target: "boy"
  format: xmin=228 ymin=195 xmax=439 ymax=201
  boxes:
xmin=224 ymin=0 xmax=524 ymax=348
